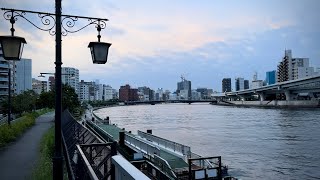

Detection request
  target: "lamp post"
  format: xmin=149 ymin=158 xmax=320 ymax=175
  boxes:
xmin=0 ymin=69 xmax=11 ymax=125
xmin=0 ymin=2 xmax=111 ymax=179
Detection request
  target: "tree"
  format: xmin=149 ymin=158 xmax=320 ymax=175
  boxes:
xmin=35 ymin=84 xmax=80 ymax=114
xmin=12 ymin=90 xmax=38 ymax=115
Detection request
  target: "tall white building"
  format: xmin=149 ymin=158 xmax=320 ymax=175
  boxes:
xmin=62 ymin=67 xmax=79 ymax=95
xmin=79 ymin=80 xmax=89 ymax=102
xmin=103 ymin=85 xmax=113 ymax=101
xmin=14 ymin=58 xmax=32 ymax=94
xmin=277 ymin=50 xmax=315 ymax=82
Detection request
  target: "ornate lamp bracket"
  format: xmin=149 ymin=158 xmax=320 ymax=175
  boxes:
xmin=1 ymin=8 xmax=109 ymax=36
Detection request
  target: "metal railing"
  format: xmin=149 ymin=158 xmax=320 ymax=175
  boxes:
xmin=62 ymin=110 xmax=116 ymax=180
xmin=125 ymin=132 xmax=160 ymax=156
xmin=138 ymin=130 xmax=191 ymax=158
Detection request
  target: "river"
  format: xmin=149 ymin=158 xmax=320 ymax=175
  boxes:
xmin=95 ymin=103 xmax=320 ymax=180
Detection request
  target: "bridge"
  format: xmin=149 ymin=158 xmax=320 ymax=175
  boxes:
xmin=213 ymin=75 xmax=320 ymax=101
xmin=124 ymin=99 xmax=217 ymax=105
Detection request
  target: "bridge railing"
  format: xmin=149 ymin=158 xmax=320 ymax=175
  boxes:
xmin=138 ymin=130 xmax=191 ymax=158
xmin=125 ymin=132 xmax=160 ymax=156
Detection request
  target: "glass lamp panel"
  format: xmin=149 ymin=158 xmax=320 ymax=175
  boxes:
xmin=2 ymin=38 xmax=20 ymax=60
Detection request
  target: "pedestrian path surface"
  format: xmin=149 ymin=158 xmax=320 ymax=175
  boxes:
xmin=0 ymin=112 xmax=54 ymax=180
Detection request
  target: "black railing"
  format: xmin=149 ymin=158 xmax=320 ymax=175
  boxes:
xmin=61 ymin=110 xmax=116 ymax=180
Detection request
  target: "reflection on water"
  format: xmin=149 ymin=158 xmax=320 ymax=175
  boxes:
xmin=95 ymin=104 xmax=320 ymax=180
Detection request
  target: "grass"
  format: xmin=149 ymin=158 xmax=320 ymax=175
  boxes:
xmin=32 ymin=126 xmax=55 ymax=180
xmin=0 ymin=108 xmax=53 ymax=148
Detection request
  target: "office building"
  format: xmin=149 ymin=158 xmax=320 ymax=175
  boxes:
xmin=119 ymin=84 xmax=138 ymax=101
xmin=177 ymin=77 xmax=192 ymax=100
xmin=244 ymin=80 xmax=249 ymax=90
xmin=235 ymin=78 xmax=244 ymax=91
xmin=266 ymin=70 xmax=276 ymax=85
xmin=222 ymin=78 xmax=232 ymax=92
xmin=14 ymin=58 xmax=32 ymax=94
xmin=79 ymin=80 xmax=90 ymax=102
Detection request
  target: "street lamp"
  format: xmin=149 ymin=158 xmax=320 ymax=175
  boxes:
xmin=0 ymin=36 xmax=26 ymax=60
xmin=0 ymin=3 xmax=111 ymax=180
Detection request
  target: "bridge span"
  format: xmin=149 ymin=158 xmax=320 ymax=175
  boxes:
xmin=124 ymin=99 xmax=217 ymax=105
xmin=213 ymin=75 xmax=320 ymax=101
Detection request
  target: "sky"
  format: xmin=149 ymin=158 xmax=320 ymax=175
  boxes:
xmin=1 ymin=0 xmax=319 ymax=92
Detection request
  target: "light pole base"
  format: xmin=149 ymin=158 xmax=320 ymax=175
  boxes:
xmin=52 ymin=155 xmax=63 ymax=180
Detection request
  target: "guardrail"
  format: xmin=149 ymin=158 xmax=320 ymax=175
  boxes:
xmin=125 ymin=132 xmax=160 ymax=156
xmin=138 ymin=130 xmax=191 ymax=158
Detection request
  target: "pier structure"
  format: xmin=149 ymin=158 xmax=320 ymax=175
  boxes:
xmin=84 ymin=111 xmax=228 ymax=179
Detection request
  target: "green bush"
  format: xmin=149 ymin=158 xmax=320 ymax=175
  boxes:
xmin=0 ymin=108 xmax=53 ymax=148
xmin=32 ymin=126 xmax=54 ymax=180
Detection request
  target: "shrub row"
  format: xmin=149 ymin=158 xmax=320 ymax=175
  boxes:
xmin=0 ymin=108 xmax=52 ymax=148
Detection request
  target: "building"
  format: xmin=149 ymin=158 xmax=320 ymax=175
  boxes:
xmin=138 ymin=86 xmax=153 ymax=101
xmin=177 ymin=77 xmax=192 ymax=100
xmin=266 ymin=70 xmax=276 ymax=85
xmin=103 ymin=85 xmax=113 ymax=101
xmin=32 ymin=78 xmax=48 ymax=94
xmin=251 ymin=80 xmax=263 ymax=89
xmin=244 ymin=80 xmax=249 ymax=90
xmin=0 ymin=46 xmax=10 ymax=99
xmin=196 ymin=88 xmax=208 ymax=99
xmin=192 ymin=89 xmax=201 ymax=100
xmin=235 ymin=78 xmax=244 ymax=91
xmin=48 ymin=76 xmax=55 ymax=90
xmin=14 ymin=58 xmax=32 ymax=94
xmin=79 ymin=80 xmax=90 ymax=102
xmin=222 ymin=78 xmax=231 ymax=92
xmin=277 ymin=49 xmax=314 ymax=82
xmin=119 ymin=84 xmax=138 ymax=101
xmin=62 ymin=67 xmax=79 ymax=95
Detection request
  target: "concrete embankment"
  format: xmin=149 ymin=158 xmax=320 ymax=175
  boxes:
xmin=216 ymin=100 xmax=320 ymax=108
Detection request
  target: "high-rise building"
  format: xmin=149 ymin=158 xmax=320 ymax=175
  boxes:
xmin=244 ymin=80 xmax=249 ymax=90
xmin=177 ymin=77 xmax=192 ymax=100
xmin=62 ymin=67 xmax=79 ymax=95
xmin=79 ymin=80 xmax=90 ymax=102
xmin=277 ymin=50 xmax=314 ymax=82
xmin=222 ymin=78 xmax=231 ymax=92
xmin=266 ymin=70 xmax=276 ymax=85
xmin=14 ymin=58 xmax=32 ymax=94
xmin=119 ymin=84 xmax=138 ymax=101
xmin=235 ymin=77 xmax=244 ymax=91
xmin=0 ymin=46 xmax=10 ymax=99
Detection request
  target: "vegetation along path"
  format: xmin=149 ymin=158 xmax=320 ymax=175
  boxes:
xmin=0 ymin=112 xmax=54 ymax=180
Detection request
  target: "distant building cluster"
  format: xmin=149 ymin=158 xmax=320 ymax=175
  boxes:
xmin=221 ymin=49 xmax=319 ymax=92
xmin=1 ymin=46 xmax=319 ymax=103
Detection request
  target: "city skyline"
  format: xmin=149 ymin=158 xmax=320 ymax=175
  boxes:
xmin=1 ymin=0 xmax=319 ymax=92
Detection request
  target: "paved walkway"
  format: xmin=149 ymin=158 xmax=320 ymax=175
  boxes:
xmin=0 ymin=112 xmax=54 ymax=180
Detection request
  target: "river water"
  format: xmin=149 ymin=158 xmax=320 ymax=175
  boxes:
xmin=95 ymin=104 xmax=320 ymax=180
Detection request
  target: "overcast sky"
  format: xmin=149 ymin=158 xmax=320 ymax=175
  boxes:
xmin=1 ymin=0 xmax=319 ymax=92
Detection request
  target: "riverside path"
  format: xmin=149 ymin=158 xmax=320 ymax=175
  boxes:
xmin=0 ymin=112 xmax=54 ymax=180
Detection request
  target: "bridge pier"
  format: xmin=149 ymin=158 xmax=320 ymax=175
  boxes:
xmin=284 ymin=90 xmax=292 ymax=101
xmin=258 ymin=92 xmax=265 ymax=101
